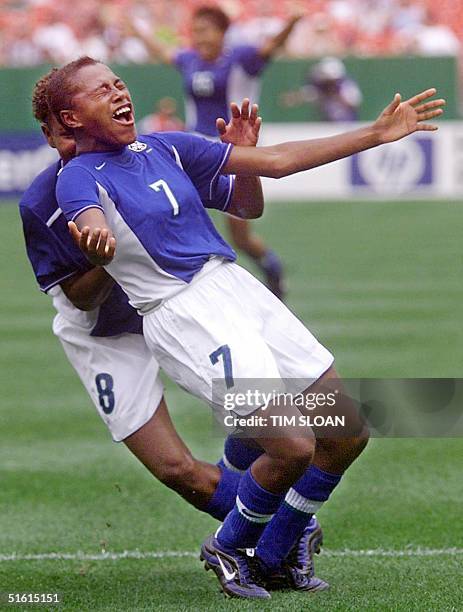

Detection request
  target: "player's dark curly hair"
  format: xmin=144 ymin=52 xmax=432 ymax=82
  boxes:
xmin=193 ymin=6 xmax=230 ymax=32
xmin=46 ymin=56 xmax=101 ymax=126
xmin=32 ymin=68 xmax=59 ymax=125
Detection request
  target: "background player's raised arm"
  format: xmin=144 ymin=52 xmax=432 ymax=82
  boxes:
xmin=128 ymin=10 xmax=303 ymax=66
xmin=126 ymin=21 xmax=175 ymax=65
xmin=223 ymin=89 xmax=445 ymax=178
xmin=258 ymin=13 xmax=304 ymax=60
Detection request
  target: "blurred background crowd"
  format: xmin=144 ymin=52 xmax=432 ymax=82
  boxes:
xmin=0 ymin=0 xmax=461 ymax=67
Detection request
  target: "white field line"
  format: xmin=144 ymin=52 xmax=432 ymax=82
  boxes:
xmin=0 ymin=548 xmax=462 ymax=563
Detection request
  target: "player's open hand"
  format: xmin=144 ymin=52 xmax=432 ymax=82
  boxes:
xmin=216 ymin=99 xmax=262 ymax=147
xmin=374 ymin=88 xmax=445 ymax=144
xmin=68 ymin=221 xmax=116 ymax=266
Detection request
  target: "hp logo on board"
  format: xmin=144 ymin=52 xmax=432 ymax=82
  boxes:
xmin=351 ymin=137 xmax=433 ymax=194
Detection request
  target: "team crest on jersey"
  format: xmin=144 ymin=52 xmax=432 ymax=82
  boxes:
xmin=128 ymin=141 xmax=147 ymax=152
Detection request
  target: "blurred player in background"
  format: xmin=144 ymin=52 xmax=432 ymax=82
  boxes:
xmin=130 ymin=5 xmax=304 ymax=300
xmin=137 ymin=96 xmax=184 ymax=134
xmin=281 ymin=56 xmax=362 ymax=122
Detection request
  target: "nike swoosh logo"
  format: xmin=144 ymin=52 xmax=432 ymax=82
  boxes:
xmin=95 ymin=162 xmax=106 ymax=170
xmin=217 ymin=554 xmax=236 ymax=581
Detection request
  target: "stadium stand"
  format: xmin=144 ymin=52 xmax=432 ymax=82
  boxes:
xmin=0 ymin=0 xmax=461 ymax=66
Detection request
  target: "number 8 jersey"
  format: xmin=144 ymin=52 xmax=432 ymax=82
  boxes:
xmin=56 ymin=132 xmax=236 ymax=312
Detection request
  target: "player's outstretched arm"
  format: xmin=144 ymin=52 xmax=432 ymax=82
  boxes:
xmin=259 ymin=13 xmax=304 ymax=59
xmin=217 ymin=99 xmax=263 ymax=219
xmin=222 ymin=88 xmax=445 ymax=178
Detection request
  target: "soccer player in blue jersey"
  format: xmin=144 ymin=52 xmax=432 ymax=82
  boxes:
xmin=131 ymin=6 xmax=303 ymax=299
xmin=24 ymin=70 xmax=330 ymax=595
xmin=49 ymin=57 xmax=444 ymax=599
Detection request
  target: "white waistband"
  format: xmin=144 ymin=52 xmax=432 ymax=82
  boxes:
xmin=139 ymin=256 xmax=226 ymax=315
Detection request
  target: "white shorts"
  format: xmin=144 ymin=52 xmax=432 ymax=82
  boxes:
xmin=53 ymin=313 xmax=164 ymax=442
xmin=143 ymin=262 xmax=333 ymax=416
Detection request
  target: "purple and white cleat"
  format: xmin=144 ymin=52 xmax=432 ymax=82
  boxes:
xmin=200 ymin=534 xmax=271 ymax=599
xmin=259 ymin=515 xmax=329 ymax=592
xmin=285 ymin=515 xmax=329 ymax=592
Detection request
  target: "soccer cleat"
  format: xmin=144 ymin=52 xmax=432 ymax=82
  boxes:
xmin=258 ymin=516 xmax=329 ymax=592
xmin=200 ymin=534 xmax=271 ymax=599
xmin=259 ymin=250 xmax=286 ymax=301
xmin=264 ymin=567 xmax=329 ymax=592
xmin=284 ymin=515 xmax=329 ymax=591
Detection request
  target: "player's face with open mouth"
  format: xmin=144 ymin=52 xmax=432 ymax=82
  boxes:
xmin=67 ymin=63 xmax=136 ymax=149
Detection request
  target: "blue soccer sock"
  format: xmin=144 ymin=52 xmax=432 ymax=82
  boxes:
xmin=257 ymin=465 xmax=342 ymax=571
xmin=222 ymin=436 xmax=264 ymax=473
xmin=205 ymin=436 xmax=264 ymax=521
xmin=217 ymin=468 xmax=284 ymax=550
xmin=204 ymin=464 xmax=241 ymax=521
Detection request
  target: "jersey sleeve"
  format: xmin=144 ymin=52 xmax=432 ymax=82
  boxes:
xmin=19 ymin=205 xmax=83 ymax=292
xmin=208 ymin=173 xmax=235 ymax=212
xmin=56 ymin=165 xmax=103 ymax=222
xmin=233 ymin=45 xmax=268 ymax=76
xmin=173 ymin=49 xmax=192 ymax=72
xmin=155 ymin=132 xmax=235 ymax=211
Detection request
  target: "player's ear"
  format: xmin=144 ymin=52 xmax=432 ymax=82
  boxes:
xmin=60 ymin=109 xmax=83 ymax=130
xmin=41 ymin=123 xmax=52 ymax=142
xmin=41 ymin=123 xmax=57 ymax=149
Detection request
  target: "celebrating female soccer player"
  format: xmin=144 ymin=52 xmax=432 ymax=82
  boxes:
xmin=24 ymin=71 xmax=328 ymax=594
xmin=130 ymin=6 xmax=303 ymax=299
xmin=49 ymin=56 xmax=444 ymax=599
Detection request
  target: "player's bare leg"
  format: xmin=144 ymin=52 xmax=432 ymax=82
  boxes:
xmin=201 ymin=403 xmax=315 ymax=599
xmin=256 ymin=365 xmax=369 ymax=588
xmin=249 ymin=432 xmax=314 ymax=493
xmin=309 ymin=366 xmax=369 ymax=473
xmin=227 ymin=216 xmax=266 ymax=259
xmin=227 ymin=216 xmax=286 ymax=300
xmin=124 ymin=398 xmax=235 ymax=514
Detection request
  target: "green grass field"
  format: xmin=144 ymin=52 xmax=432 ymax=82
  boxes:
xmin=1 ymin=199 xmax=462 ymax=611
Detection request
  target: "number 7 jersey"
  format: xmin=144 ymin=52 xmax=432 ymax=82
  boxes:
xmin=56 ymin=132 xmax=236 ymax=312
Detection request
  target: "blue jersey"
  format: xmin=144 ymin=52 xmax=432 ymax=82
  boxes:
xmin=19 ymin=160 xmax=143 ymax=337
xmin=307 ymin=76 xmax=362 ymax=122
xmin=56 ymin=132 xmax=236 ymax=312
xmin=174 ymin=45 xmax=267 ymax=137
